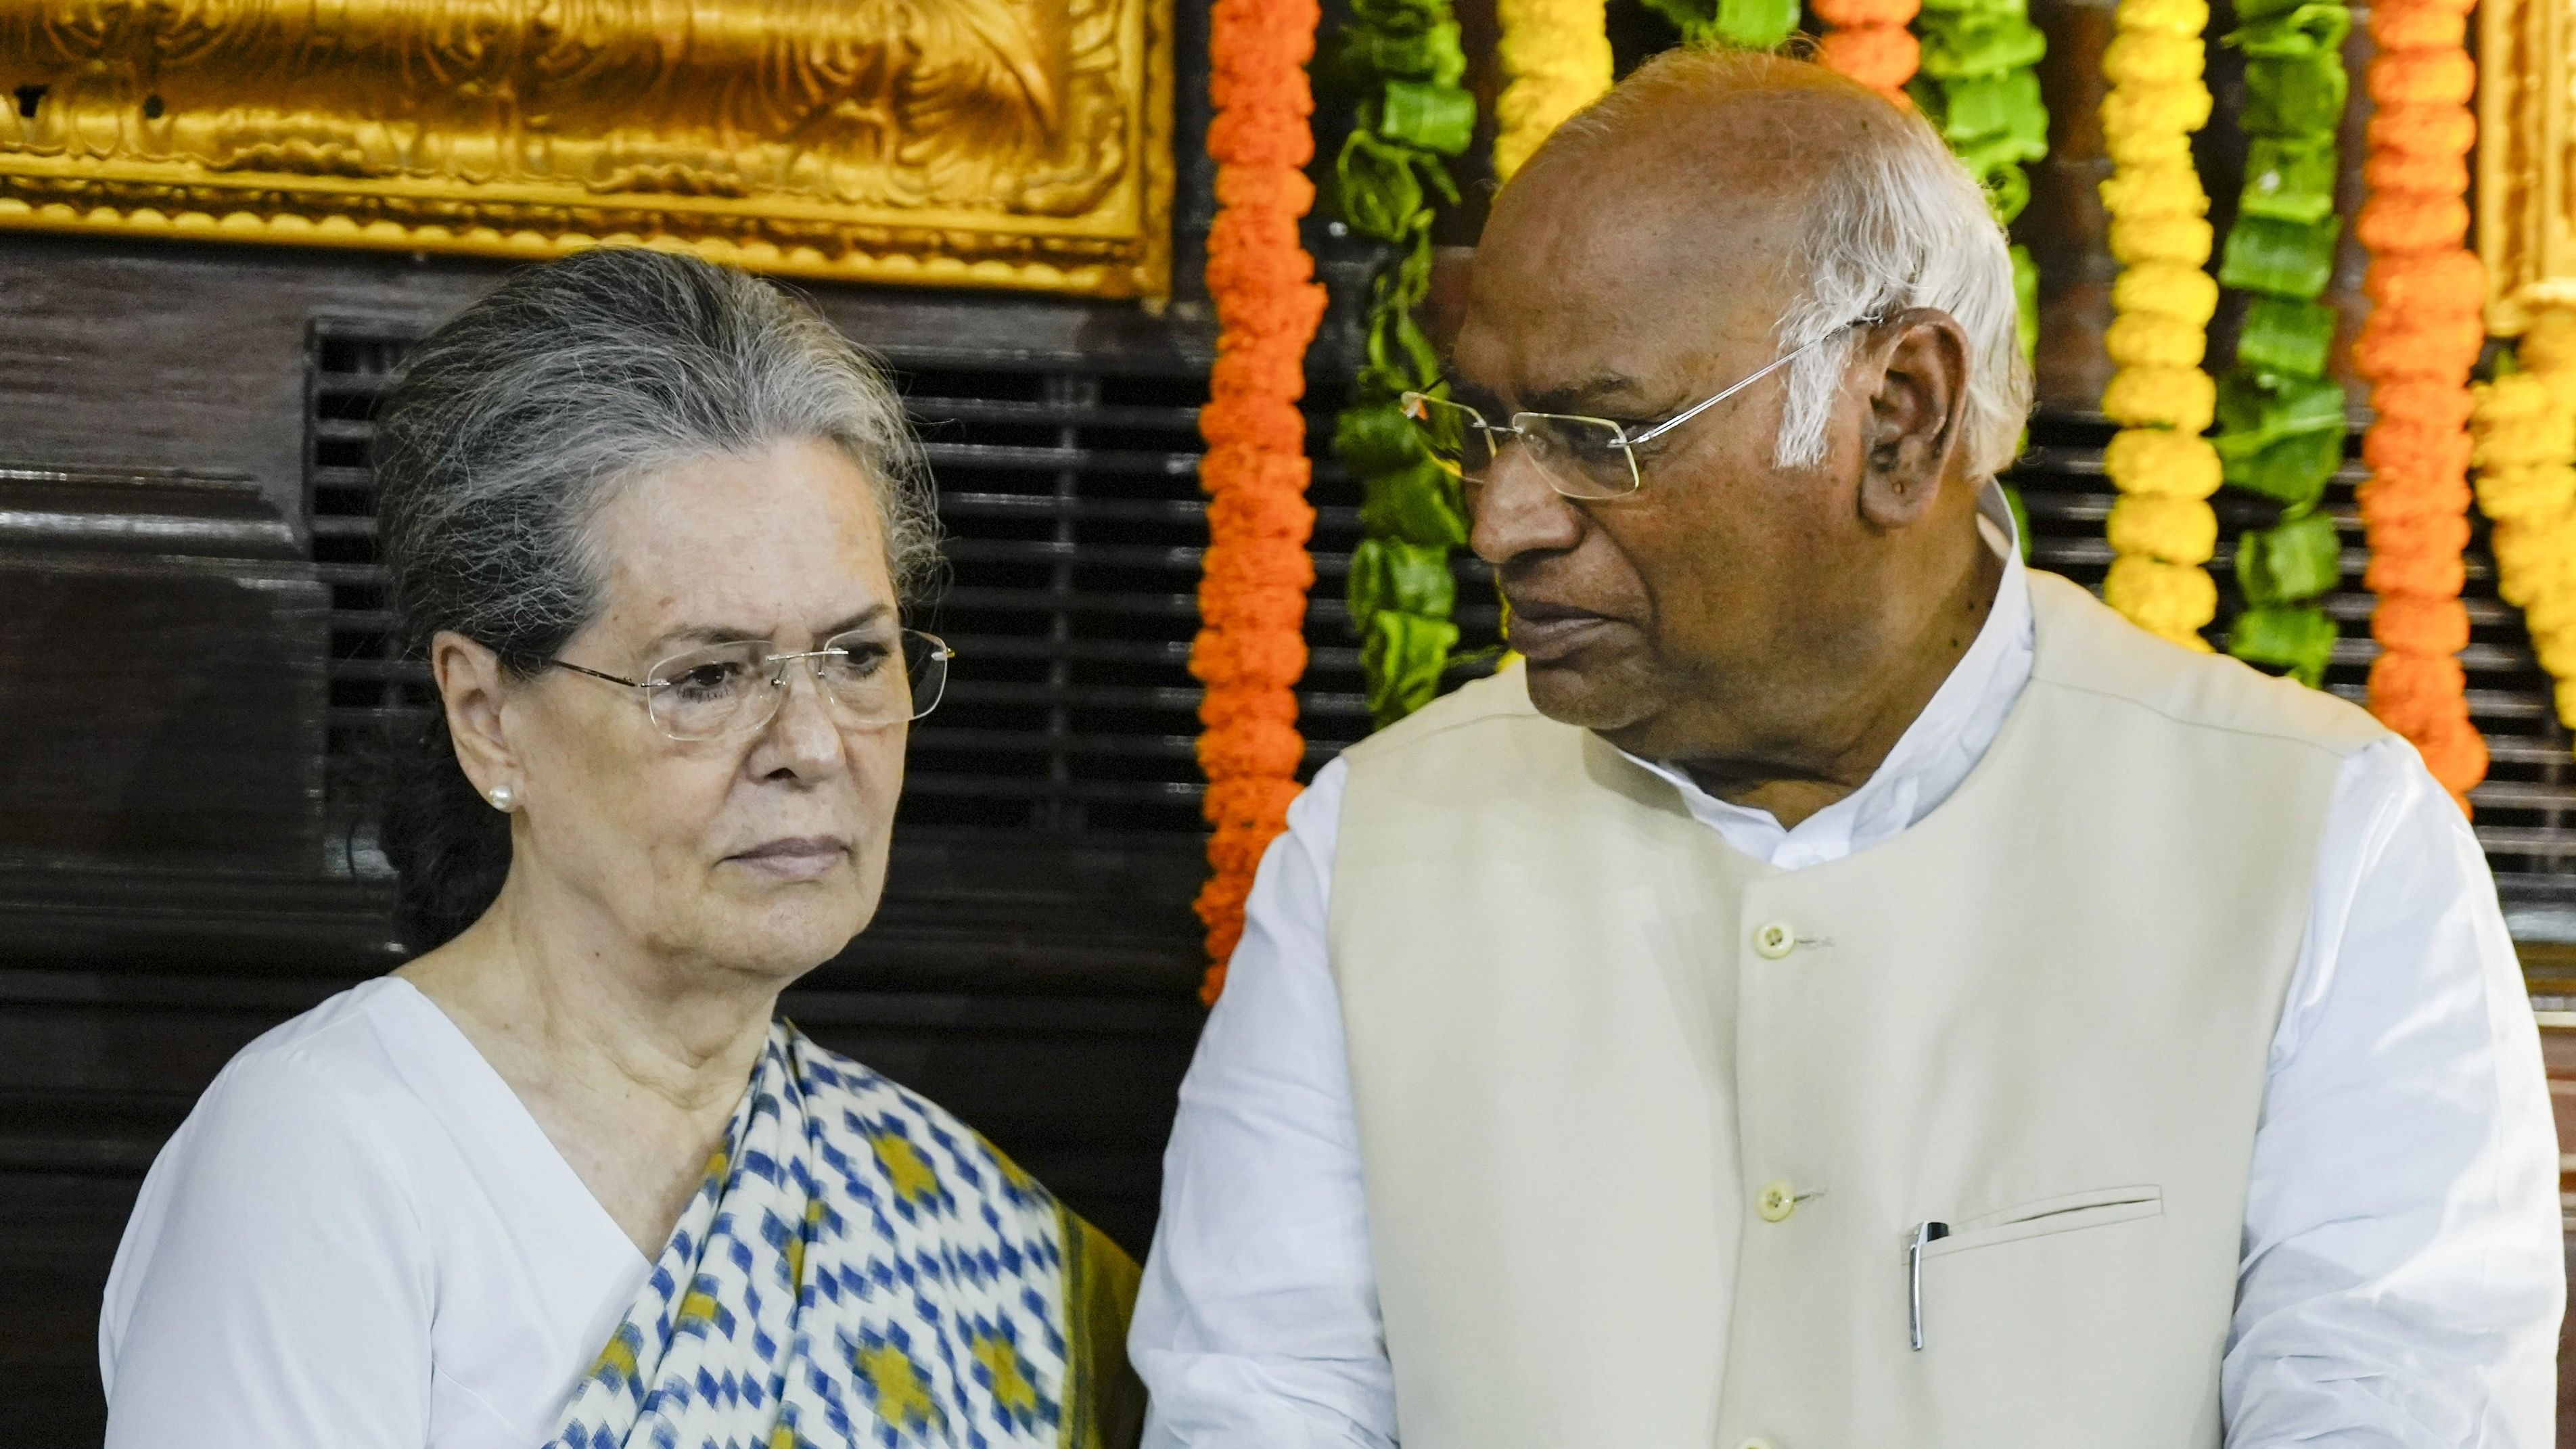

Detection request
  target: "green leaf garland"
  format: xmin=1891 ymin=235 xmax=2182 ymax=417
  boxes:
xmin=1911 ymin=0 xmax=2047 ymax=555
xmin=1637 ymin=0 xmax=1800 ymax=48
xmin=2213 ymin=0 xmax=2351 ymax=687
xmin=1333 ymin=0 xmax=1474 ymax=726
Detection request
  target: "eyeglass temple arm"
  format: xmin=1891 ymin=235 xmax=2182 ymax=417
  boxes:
xmin=551 ymin=658 xmax=656 ymax=691
xmin=1619 ymin=323 xmax=1860 ymax=449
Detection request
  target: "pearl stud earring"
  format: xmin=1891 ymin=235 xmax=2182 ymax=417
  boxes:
xmin=488 ymin=784 xmax=515 ymax=812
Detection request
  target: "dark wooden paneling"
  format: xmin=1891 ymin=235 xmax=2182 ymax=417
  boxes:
xmin=0 ymin=469 xmax=326 ymax=871
xmin=0 ymin=233 xmax=1226 ymax=535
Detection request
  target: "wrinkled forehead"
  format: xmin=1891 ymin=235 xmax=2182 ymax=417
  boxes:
xmin=1454 ymin=120 xmax=1818 ymax=408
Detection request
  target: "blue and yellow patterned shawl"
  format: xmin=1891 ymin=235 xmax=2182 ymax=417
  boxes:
xmin=549 ymin=1024 xmax=1143 ymax=1449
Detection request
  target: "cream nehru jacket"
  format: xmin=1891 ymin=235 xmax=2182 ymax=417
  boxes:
xmin=1325 ymin=570 xmax=2392 ymax=1449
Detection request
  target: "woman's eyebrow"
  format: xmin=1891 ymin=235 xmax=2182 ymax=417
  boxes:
xmin=818 ymin=603 xmax=894 ymax=638
xmin=638 ymin=624 xmax=763 ymax=655
xmin=636 ymin=602 xmax=891 ymax=657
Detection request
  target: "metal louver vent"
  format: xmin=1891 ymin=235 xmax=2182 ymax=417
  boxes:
xmin=2004 ymin=414 xmax=2576 ymax=922
xmin=305 ymin=324 xmax=1503 ymax=856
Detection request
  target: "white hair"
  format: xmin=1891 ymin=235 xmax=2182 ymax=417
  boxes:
xmin=1772 ymin=104 xmax=2030 ymax=474
xmin=1551 ymin=49 xmax=2033 ymax=478
xmin=375 ymin=246 xmax=940 ymax=672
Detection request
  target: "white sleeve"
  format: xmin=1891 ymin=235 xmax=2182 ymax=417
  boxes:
xmin=1131 ymin=756 xmax=1397 ymax=1448
xmin=2225 ymin=737 xmax=2564 ymax=1446
xmin=101 ymin=1051 xmax=436 ymax=1449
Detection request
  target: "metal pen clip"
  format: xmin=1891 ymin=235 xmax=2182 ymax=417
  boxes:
xmin=1908 ymin=1220 xmax=1950 ymax=1352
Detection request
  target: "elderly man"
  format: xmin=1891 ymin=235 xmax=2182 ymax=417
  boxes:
xmin=1131 ymin=45 xmax=2560 ymax=1449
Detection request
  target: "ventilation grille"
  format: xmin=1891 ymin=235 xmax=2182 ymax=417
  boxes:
xmin=308 ymin=331 xmax=2576 ymax=915
xmin=306 ymin=326 xmax=1502 ymax=858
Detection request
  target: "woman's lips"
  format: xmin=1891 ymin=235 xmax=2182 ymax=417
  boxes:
xmin=727 ymin=836 xmax=850 ymax=881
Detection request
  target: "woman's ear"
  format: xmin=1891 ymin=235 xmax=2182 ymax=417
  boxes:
xmin=1854 ymin=307 xmax=1972 ymax=529
xmin=431 ymin=631 xmax=519 ymax=808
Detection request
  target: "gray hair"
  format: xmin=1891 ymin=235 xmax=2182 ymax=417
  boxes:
xmin=374 ymin=246 xmax=940 ymax=674
xmin=1552 ymin=48 xmax=2032 ymax=478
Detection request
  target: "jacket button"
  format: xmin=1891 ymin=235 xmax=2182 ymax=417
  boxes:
xmin=1756 ymin=1180 xmax=1797 ymax=1222
xmin=1753 ymin=920 xmax=1796 ymax=959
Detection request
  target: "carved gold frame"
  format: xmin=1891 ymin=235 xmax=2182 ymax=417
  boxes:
xmin=2482 ymin=0 xmax=2573 ymax=331
xmin=0 ymin=0 xmax=1173 ymax=299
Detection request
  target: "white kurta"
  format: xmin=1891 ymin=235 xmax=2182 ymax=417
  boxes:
xmin=99 ymin=977 xmax=653 ymax=1449
xmin=1130 ymin=487 xmax=2564 ymax=1447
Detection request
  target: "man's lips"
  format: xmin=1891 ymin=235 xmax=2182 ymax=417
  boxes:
xmin=1504 ymin=599 xmax=1622 ymax=660
xmin=726 ymin=836 xmax=850 ymax=881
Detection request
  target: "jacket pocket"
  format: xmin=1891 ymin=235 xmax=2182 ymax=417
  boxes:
xmin=1919 ymin=1184 xmax=2163 ymax=1260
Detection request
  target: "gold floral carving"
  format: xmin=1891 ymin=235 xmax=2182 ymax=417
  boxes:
xmin=0 ymin=0 xmax=1172 ymax=298
xmin=2481 ymin=0 xmax=2576 ymax=331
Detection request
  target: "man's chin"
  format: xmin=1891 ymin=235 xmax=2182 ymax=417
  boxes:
xmin=1520 ymin=655 xmax=1658 ymax=733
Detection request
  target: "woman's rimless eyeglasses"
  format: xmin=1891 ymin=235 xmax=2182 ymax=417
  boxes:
xmin=549 ymin=628 xmax=954 ymax=741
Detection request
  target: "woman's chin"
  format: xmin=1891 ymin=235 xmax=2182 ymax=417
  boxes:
xmin=678 ymin=888 xmax=876 ymax=980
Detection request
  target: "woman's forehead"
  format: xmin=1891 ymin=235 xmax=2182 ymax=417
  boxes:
xmin=588 ymin=440 xmax=896 ymax=639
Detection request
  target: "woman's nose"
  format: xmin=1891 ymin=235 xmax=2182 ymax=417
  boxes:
xmin=754 ymin=664 xmax=846 ymax=777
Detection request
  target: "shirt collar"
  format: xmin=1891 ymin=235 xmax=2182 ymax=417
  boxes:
xmin=1620 ymin=479 xmax=2036 ymax=869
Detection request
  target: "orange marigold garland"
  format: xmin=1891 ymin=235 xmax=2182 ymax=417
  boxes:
xmin=1816 ymin=0 xmax=1923 ymax=100
xmin=1195 ymin=0 xmax=1330 ymax=1001
xmin=2353 ymin=0 xmax=2485 ymax=811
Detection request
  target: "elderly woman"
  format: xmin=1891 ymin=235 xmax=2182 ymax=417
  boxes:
xmin=95 ymin=249 xmax=1141 ymax=1448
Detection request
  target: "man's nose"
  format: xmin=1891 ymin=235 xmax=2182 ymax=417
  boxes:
xmin=1467 ymin=438 xmax=1586 ymax=566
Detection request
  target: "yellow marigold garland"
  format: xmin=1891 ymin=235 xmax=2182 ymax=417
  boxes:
xmin=2098 ymin=0 xmax=2221 ymax=647
xmin=1493 ymin=0 xmax=1612 ymax=182
xmin=2477 ymin=309 xmax=2576 ymax=733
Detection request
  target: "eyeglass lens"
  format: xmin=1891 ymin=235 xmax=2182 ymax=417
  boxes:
xmin=642 ymin=628 xmax=951 ymax=741
xmin=1402 ymin=394 xmax=1639 ymax=500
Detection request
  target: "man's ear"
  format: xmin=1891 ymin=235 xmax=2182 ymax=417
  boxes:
xmin=1854 ymin=308 xmax=1972 ymax=529
xmin=431 ymin=630 xmax=520 ymax=804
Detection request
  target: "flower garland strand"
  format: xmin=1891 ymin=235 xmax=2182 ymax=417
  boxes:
xmin=1194 ymin=0 xmax=1330 ymax=1001
xmin=1493 ymin=0 xmax=1611 ymax=183
xmin=2096 ymin=0 xmax=2222 ymax=647
xmin=2208 ymin=0 xmax=2353 ymax=687
xmin=1333 ymin=0 xmax=1477 ymax=724
xmin=1910 ymin=0 xmax=2048 ymax=340
xmin=2475 ymin=310 xmax=2576 ymax=733
xmin=1816 ymin=0 xmax=1923 ymax=101
xmin=1638 ymin=0 xmax=1799 ymax=49
xmin=2353 ymin=0 xmax=2485 ymax=811
xmin=1910 ymin=0 xmax=2047 ymax=549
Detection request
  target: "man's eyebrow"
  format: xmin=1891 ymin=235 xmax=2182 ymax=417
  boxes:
xmin=1521 ymin=372 xmax=1663 ymax=415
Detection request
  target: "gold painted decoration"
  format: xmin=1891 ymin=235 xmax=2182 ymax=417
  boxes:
xmin=2481 ymin=0 xmax=2572 ymax=329
xmin=0 ymin=0 xmax=1173 ymax=297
